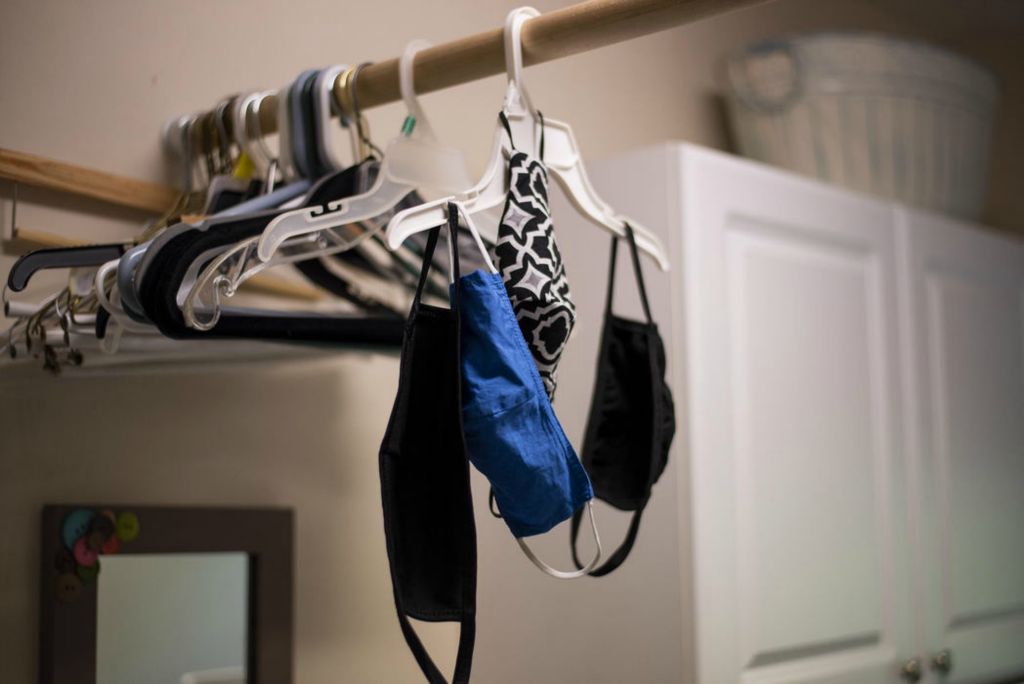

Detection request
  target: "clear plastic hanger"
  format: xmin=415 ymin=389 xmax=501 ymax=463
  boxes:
xmin=252 ymin=41 xmax=473 ymax=262
xmin=386 ymin=6 xmax=670 ymax=272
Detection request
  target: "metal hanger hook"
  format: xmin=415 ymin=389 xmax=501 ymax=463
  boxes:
xmin=349 ymin=63 xmax=383 ymax=159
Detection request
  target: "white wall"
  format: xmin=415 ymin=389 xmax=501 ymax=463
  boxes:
xmin=1 ymin=1 xmax=1021 ymax=683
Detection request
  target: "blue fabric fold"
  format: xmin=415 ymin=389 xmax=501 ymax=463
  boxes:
xmin=455 ymin=269 xmax=592 ymax=538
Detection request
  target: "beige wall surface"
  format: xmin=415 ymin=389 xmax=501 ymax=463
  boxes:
xmin=1 ymin=1 xmax=1021 ymax=683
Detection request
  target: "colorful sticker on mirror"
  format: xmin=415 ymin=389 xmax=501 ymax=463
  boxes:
xmin=55 ymin=508 xmax=139 ymax=603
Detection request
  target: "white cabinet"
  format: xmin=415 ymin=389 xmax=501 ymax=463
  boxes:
xmin=680 ymin=147 xmax=915 ymax=683
xmin=554 ymin=143 xmax=1024 ymax=684
xmin=900 ymin=210 xmax=1024 ymax=683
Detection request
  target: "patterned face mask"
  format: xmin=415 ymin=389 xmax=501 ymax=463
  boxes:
xmin=491 ymin=111 xmax=576 ymax=400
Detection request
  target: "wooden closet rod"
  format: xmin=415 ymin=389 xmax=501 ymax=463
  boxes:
xmin=0 ymin=147 xmax=177 ymax=214
xmin=0 ymin=0 xmax=765 ymax=207
xmin=251 ymin=0 xmax=766 ymax=138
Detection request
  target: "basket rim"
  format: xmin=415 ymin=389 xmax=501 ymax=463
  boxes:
xmin=724 ymin=31 xmax=1000 ymax=94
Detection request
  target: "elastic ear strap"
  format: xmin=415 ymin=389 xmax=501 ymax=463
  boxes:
xmin=498 ymin=111 xmax=515 ymax=150
xmin=604 ymin=234 xmax=619 ymax=314
xmin=412 ymin=226 xmax=443 ymax=309
xmin=394 ymin=607 xmax=475 ymax=684
xmin=570 ymin=505 xmax=646 ymax=577
xmin=538 ymin=110 xmax=545 ymax=160
xmin=624 ymin=224 xmax=653 ymax=323
xmin=445 ymin=202 xmax=462 ymax=305
xmin=516 ymin=501 xmax=602 ymax=580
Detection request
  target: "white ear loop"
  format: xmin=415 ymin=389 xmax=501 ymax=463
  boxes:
xmin=515 ymin=501 xmax=602 ymax=580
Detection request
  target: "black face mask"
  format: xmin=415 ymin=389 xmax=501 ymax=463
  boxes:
xmin=378 ymin=219 xmax=477 ymax=683
xmin=570 ymin=225 xmax=675 ymax=577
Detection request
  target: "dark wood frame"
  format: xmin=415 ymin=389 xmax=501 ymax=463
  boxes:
xmin=39 ymin=505 xmax=293 ymax=684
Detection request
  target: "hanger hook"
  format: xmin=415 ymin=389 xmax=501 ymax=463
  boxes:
xmin=399 ymin=40 xmax=435 ymax=140
xmin=247 ymin=91 xmax=280 ymax=189
xmin=161 ymin=114 xmax=196 ymax=193
xmin=503 ymin=6 xmax=540 ymax=115
xmin=349 ymin=63 xmax=383 ymax=159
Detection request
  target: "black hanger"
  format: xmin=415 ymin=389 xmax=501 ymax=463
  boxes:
xmin=137 ymin=162 xmax=403 ymax=345
xmin=6 ymin=244 xmax=125 ymax=293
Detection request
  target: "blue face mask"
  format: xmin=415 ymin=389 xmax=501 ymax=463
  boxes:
xmin=445 ymin=203 xmax=602 ymax=579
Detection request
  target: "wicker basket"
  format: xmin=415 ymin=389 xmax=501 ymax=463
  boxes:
xmin=725 ymin=33 xmax=998 ymax=220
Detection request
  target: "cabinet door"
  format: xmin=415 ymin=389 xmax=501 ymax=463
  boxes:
xmin=681 ymin=148 xmax=915 ymax=683
xmin=901 ymin=210 xmax=1024 ymax=683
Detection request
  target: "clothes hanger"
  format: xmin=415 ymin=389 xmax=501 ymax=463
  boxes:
xmin=110 ymin=97 xmax=304 ymax=326
xmin=173 ymin=65 xmax=378 ymax=329
xmin=127 ymin=69 xmax=373 ymax=329
xmin=314 ymin=65 xmax=360 ymax=172
xmin=253 ymin=42 xmax=473 ymax=262
xmin=303 ymin=55 xmax=468 ymax=297
xmin=300 ymin=65 xmax=421 ymax=293
xmin=6 ymin=244 xmax=126 ymax=294
xmin=150 ymin=92 xmax=411 ymax=331
xmin=386 ymin=7 xmax=670 ymax=272
xmin=177 ymin=44 xmax=470 ymax=326
xmin=135 ymin=163 xmax=405 ymax=345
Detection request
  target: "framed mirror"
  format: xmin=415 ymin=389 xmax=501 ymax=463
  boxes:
xmin=39 ymin=505 xmax=293 ymax=684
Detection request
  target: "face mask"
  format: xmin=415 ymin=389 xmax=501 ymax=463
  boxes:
xmin=570 ymin=225 xmax=676 ymax=576
xmin=451 ymin=202 xmax=601 ymax=579
xmin=492 ymin=112 xmax=576 ymax=400
xmin=378 ymin=219 xmax=477 ymax=683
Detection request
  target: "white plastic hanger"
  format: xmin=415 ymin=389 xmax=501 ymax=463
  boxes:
xmin=276 ymin=78 xmax=297 ymax=183
xmin=314 ymin=65 xmax=362 ymax=172
xmin=387 ymin=7 xmax=670 ymax=272
xmin=252 ymin=41 xmax=473 ymax=263
xmin=232 ymin=91 xmax=275 ymax=182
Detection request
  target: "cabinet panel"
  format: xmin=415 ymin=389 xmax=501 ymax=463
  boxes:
xmin=729 ymin=224 xmax=885 ymax=665
xmin=902 ymin=210 xmax=1024 ymax=683
xmin=683 ymin=148 xmax=913 ymax=683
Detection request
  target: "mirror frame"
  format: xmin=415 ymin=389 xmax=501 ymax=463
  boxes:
xmin=39 ymin=505 xmax=293 ymax=684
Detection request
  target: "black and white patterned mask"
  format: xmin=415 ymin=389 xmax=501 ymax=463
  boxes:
xmin=492 ymin=111 xmax=576 ymax=400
